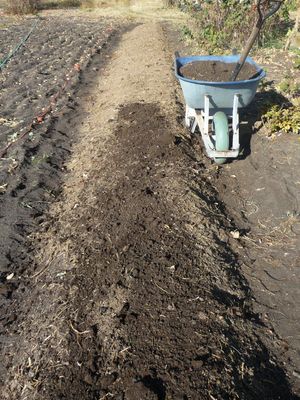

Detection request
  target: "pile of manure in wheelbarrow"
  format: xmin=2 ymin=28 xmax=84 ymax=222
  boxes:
xmin=179 ymin=60 xmax=258 ymax=82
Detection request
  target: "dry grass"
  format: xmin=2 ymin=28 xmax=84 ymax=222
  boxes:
xmin=80 ymin=0 xmax=95 ymax=7
xmin=1 ymin=0 xmax=185 ymax=21
xmin=80 ymin=0 xmax=186 ymax=22
xmin=243 ymin=213 xmax=300 ymax=251
xmin=6 ymin=0 xmax=40 ymax=14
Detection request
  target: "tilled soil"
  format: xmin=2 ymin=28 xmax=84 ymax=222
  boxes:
xmin=0 ymin=14 xmax=117 ymax=172
xmin=179 ymin=61 xmax=258 ymax=82
xmin=4 ymin=100 xmax=294 ymax=400
xmin=0 ymin=14 xmax=123 ymax=280
xmin=0 ymin=11 xmax=299 ymax=400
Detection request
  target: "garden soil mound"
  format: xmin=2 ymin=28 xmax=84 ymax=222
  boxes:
xmin=179 ymin=60 xmax=258 ymax=82
xmin=0 ymin=13 xmax=298 ymax=400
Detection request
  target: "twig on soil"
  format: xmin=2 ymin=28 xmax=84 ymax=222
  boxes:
xmin=243 ymin=235 xmax=269 ymax=250
xmin=154 ymin=281 xmax=171 ymax=295
xmin=105 ymin=233 xmax=120 ymax=262
xmin=43 ymin=334 xmax=52 ymax=343
xmin=230 ymin=344 xmax=242 ymax=356
xmin=31 ymin=252 xmax=69 ymax=279
xmin=194 ymin=331 xmax=206 ymax=338
xmin=119 ymin=346 xmax=131 ymax=354
xmin=254 ymin=216 xmax=299 ymax=249
xmin=99 ymin=393 xmax=114 ymax=400
xmin=70 ymin=322 xmax=91 ymax=335
xmin=243 ymin=212 xmax=298 ymax=249
xmin=31 ymin=263 xmax=52 ymax=279
xmin=241 ymin=199 xmax=259 ymax=216
xmin=188 ymin=296 xmax=204 ymax=302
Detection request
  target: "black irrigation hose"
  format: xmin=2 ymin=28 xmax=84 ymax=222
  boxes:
xmin=0 ymin=17 xmax=40 ymax=71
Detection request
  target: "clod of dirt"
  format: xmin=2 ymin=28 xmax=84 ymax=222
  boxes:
xmin=179 ymin=60 xmax=258 ymax=82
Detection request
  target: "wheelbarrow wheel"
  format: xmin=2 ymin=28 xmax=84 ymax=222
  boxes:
xmin=213 ymin=111 xmax=229 ymax=165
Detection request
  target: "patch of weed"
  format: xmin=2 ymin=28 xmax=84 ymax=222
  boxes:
xmin=263 ymin=104 xmax=300 ymax=135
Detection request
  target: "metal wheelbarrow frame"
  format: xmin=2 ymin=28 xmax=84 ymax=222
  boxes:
xmin=175 ymin=54 xmax=266 ymax=164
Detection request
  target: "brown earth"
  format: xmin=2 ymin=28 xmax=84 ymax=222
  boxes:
xmin=179 ymin=61 xmax=258 ymax=82
xmin=0 ymin=14 xmax=124 ymax=275
xmin=0 ymin=5 xmax=300 ymax=400
xmin=175 ymin=44 xmax=300 ymax=392
xmin=209 ymin=50 xmax=300 ymax=393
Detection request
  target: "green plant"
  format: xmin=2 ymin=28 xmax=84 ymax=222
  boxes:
xmin=6 ymin=0 xmax=40 ymax=14
xmin=181 ymin=25 xmax=194 ymax=40
xmin=295 ymin=57 xmax=300 ymax=69
xmin=259 ymin=78 xmax=273 ymax=92
xmin=264 ymin=104 xmax=300 ymax=134
xmin=293 ymin=50 xmax=300 ymax=69
xmin=277 ymin=78 xmax=300 ymax=96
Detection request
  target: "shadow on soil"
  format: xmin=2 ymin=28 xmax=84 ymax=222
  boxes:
xmin=239 ymin=87 xmax=291 ymax=159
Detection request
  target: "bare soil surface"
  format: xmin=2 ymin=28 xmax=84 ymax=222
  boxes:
xmin=210 ymin=51 xmax=300 ymax=393
xmin=214 ymin=132 xmax=300 ymax=394
xmin=179 ymin=61 xmax=258 ymax=82
xmin=0 ymin=5 xmax=300 ymax=400
xmin=0 ymin=14 xmax=121 ymax=276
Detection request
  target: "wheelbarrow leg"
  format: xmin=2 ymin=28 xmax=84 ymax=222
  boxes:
xmin=232 ymin=94 xmax=240 ymax=151
xmin=185 ymin=105 xmax=197 ymax=133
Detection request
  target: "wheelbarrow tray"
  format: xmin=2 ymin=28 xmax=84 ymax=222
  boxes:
xmin=175 ymin=55 xmax=265 ymax=110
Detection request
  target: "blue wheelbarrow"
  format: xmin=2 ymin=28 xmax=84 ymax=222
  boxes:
xmin=174 ymin=53 xmax=265 ymax=164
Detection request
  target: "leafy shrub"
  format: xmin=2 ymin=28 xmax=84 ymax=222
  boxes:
xmin=6 ymin=0 xmax=40 ymax=14
xmin=179 ymin=0 xmax=295 ymax=53
xmin=277 ymin=79 xmax=300 ymax=96
xmin=264 ymin=104 xmax=300 ymax=134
